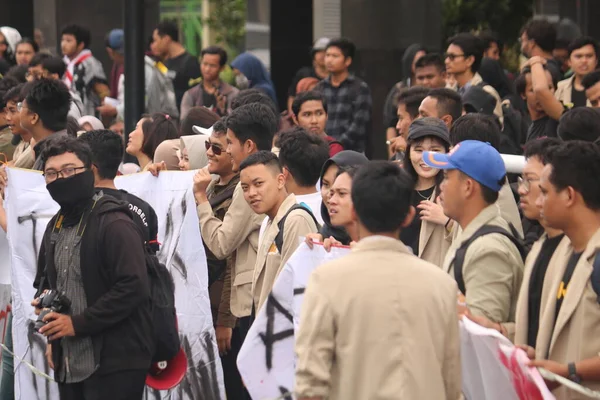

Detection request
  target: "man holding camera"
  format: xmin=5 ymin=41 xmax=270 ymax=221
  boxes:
xmin=31 ymin=136 xmax=153 ymax=400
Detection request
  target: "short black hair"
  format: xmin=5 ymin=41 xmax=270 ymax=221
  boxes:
xmin=78 ymin=129 xmax=123 ymax=180
xmin=16 ymin=38 xmax=39 ymax=54
xmin=567 ymin=36 xmax=600 ymax=58
xmin=212 ymin=119 xmax=226 ymax=136
xmin=523 ymin=137 xmax=562 ymax=164
xmin=225 ymin=103 xmax=278 ymax=152
xmin=326 ymin=38 xmax=356 ymax=59
xmin=3 ymin=83 xmax=24 ymax=103
xmin=29 ymin=52 xmax=51 ymax=67
xmin=479 ymin=30 xmax=504 ymax=57
xmin=5 ymin=65 xmax=28 ymax=83
xmin=42 ymin=56 xmax=66 ymax=77
xmin=180 ymin=106 xmax=219 ymax=136
xmin=25 ymin=79 xmax=71 ymax=132
xmin=447 ymin=33 xmax=484 ymax=72
xmin=230 ymin=88 xmax=279 ymax=116
xmin=239 ymin=150 xmax=282 ymax=173
xmin=278 ymin=127 xmax=330 ymax=187
xmin=41 ymin=135 xmax=92 ymax=170
xmin=155 ymin=20 xmax=179 ymax=42
xmin=450 ymin=113 xmax=501 ymax=150
xmin=480 ymin=181 xmax=501 ymax=204
xmin=397 ymin=86 xmax=430 ymax=119
xmin=516 ymin=65 xmax=558 ymax=96
xmin=427 ymin=88 xmax=463 ymax=122
xmin=521 ymin=18 xmax=556 ymax=53
xmin=414 ymin=53 xmax=445 ymax=73
xmin=61 ymin=24 xmax=91 ymax=48
xmin=558 ymin=107 xmax=600 ymax=142
xmin=291 ymin=90 xmax=328 ymax=117
xmin=555 ymin=38 xmax=570 ymax=51
xmin=547 ymin=141 xmax=600 ymax=210
xmin=0 ymin=77 xmax=19 ymax=109
xmin=201 ymin=46 xmax=227 ymax=66
xmin=352 ymin=161 xmax=414 ymax=233
xmin=141 ymin=113 xmax=180 ymax=159
xmin=582 ymin=69 xmax=600 ymax=90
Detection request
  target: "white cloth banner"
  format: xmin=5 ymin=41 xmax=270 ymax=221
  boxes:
xmin=5 ymin=169 xmax=224 ymax=400
xmin=237 ymin=242 xmax=350 ymax=400
xmin=460 ymin=317 xmax=554 ymax=400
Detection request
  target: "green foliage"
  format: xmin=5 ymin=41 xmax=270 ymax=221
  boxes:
xmin=205 ymin=0 xmax=246 ymax=59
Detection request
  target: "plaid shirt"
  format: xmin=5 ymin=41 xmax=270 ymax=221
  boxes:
xmin=316 ymin=75 xmax=372 ymax=152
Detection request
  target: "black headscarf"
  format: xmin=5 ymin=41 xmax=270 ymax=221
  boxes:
xmin=402 ymin=44 xmax=427 ymax=86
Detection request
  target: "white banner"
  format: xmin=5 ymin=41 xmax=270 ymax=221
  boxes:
xmin=5 ymin=168 xmax=224 ymax=400
xmin=237 ymin=242 xmax=350 ymax=400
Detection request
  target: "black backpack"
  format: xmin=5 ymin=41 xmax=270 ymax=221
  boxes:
xmin=274 ymin=203 xmax=321 ymax=254
xmin=452 ymin=224 xmax=527 ymax=295
xmin=145 ymin=248 xmax=180 ymax=362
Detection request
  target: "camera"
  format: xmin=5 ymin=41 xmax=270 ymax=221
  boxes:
xmin=33 ymin=290 xmax=71 ymax=332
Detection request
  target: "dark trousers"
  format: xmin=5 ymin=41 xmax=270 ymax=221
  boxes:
xmin=58 ymin=369 xmax=147 ymax=400
xmin=221 ymin=325 xmax=246 ymax=399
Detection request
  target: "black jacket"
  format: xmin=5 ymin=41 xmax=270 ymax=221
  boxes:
xmin=34 ymin=195 xmax=153 ymax=378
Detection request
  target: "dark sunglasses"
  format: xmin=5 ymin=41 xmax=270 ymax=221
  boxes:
xmin=204 ymin=140 xmax=223 ymax=155
xmin=444 ymin=53 xmax=465 ymax=61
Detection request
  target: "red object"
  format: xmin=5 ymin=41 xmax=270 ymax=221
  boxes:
xmin=326 ymin=136 xmax=344 ymax=156
xmin=145 ymin=348 xmax=188 ymax=390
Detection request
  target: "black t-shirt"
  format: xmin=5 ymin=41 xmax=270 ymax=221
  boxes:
xmin=202 ymin=89 xmax=217 ymax=110
xmin=97 ymin=188 xmax=159 ymax=249
xmin=546 ymin=58 xmax=564 ymax=83
xmin=400 ymin=186 xmax=435 ymax=254
xmin=526 ymin=116 xmax=559 ymax=142
xmin=555 ymin=251 xmax=583 ymax=321
xmin=527 ymin=233 xmax=564 ymax=347
xmin=165 ymin=51 xmax=201 ymax=110
xmin=571 ymin=85 xmax=587 ymax=108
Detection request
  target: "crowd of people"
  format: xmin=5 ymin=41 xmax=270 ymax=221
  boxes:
xmin=0 ymin=15 xmax=597 ymax=400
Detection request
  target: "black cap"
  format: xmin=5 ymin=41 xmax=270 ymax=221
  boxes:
xmin=462 ymin=86 xmax=496 ymax=116
xmin=407 ymin=117 xmax=451 ymax=145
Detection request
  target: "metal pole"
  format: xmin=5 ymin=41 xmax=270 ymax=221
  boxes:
xmin=123 ymin=0 xmax=145 ymax=163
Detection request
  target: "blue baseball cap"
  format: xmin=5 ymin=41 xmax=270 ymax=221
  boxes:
xmin=107 ymin=29 xmax=124 ymax=54
xmin=422 ymin=140 xmax=506 ymax=192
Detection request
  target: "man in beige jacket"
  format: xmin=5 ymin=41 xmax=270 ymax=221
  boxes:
xmin=193 ymin=103 xmax=278 ymax=328
xmin=554 ymin=37 xmax=598 ymax=108
xmin=424 ymin=140 xmax=524 ymax=324
xmin=239 ymin=151 xmax=319 ymax=313
xmin=295 ymin=162 xmax=461 ymax=400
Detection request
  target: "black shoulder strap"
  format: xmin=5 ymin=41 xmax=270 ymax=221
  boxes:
xmin=592 ymin=252 xmax=600 ymax=304
xmin=274 ymin=203 xmax=320 ymax=254
xmin=453 ymin=223 xmax=526 ymax=295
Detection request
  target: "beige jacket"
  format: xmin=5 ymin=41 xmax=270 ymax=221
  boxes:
xmin=11 ymin=140 xmax=35 ymax=169
xmin=196 ymin=182 xmax=263 ymax=318
xmin=555 ymin=75 xmax=592 ymax=107
xmin=514 ymin=234 xmax=571 ymax=346
xmin=295 ymin=237 xmax=461 ymax=400
xmin=535 ymin=228 xmax=600 ymax=399
xmin=419 ymin=188 xmax=452 ymax=267
xmin=443 ymin=205 xmax=524 ymax=323
xmin=252 ymin=194 xmax=318 ymax=312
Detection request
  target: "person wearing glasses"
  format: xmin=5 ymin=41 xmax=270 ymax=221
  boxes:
xmin=33 ymin=136 xmax=153 ymax=400
xmin=445 ymin=33 xmax=504 ymax=124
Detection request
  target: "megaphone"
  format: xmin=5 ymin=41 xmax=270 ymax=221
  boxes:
xmin=146 ymin=347 xmax=188 ymax=390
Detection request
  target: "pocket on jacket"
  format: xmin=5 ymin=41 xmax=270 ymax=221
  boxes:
xmin=233 ymin=269 xmax=253 ymax=287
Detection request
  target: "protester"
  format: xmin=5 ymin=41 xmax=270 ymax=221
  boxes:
xmin=414 ymin=53 xmax=447 ymax=89
xmin=179 ymin=106 xmax=219 ymax=136
xmin=424 ymin=140 xmax=524 ymax=324
xmin=520 ymin=18 xmax=562 ymax=82
xmin=287 ymin=37 xmax=330 ymax=108
xmin=402 ymin=118 xmax=452 ymax=267
xmin=480 ymin=30 xmax=502 ymax=61
xmin=277 ymin=127 xmax=330 ymax=224
xmin=231 ymin=52 xmax=278 ymax=106
xmin=554 ymin=37 xmax=599 ymax=107
xmin=27 ymin=52 xmax=51 ymax=81
xmin=445 ymin=33 xmax=503 ymax=122
xmin=295 ymin=161 xmax=461 ymax=400
xmin=15 ymin=37 xmax=38 ymax=66
xmin=152 ymin=20 xmax=201 ymax=110
xmin=125 ymin=113 xmax=179 ymax=171
xmin=557 ymin=107 xmax=600 ymax=142
xmin=290 ymin=90 xmax=343 ymax=156
xmin=179 ymin=134 xmax=209 ymax=171
xmin=180 ymin=46 xmax=239 ymax=119
xmin=77 ymin=116 xmax=104 ymax=132
xmin=314 ymin=38 xmax=372 ymax=152
xmin=317 ymin=151 xmax=368 ymax=244
xmin=418 ymin=88 xmax=462 ymax=130
xmin=61 ymin=24 xmax=109 ymax=116
xmin=523 ymin=141 xmax=600 ymax=397
xmin=388 ymin=86 xmax=430 ymax=159
xmin=40 ymin=56 xmax=84 ymax=119
xmin=105 ymin=29 xmax=125 ymax=100
xmin=4 ymin=83 xmax=34 ymax=168
xmin=582 ymin=69 xmax=600 ymax=107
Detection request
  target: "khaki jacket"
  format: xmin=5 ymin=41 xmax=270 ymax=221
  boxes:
xmin=295 ymin=237 xmax=461 ymax=400
xmin=555 ymin=75 xmax=592 ymax=107
xmin=419 ymin=188 xmax=452 ymax=267
xmin=11 ymin=140 xmax=35 ymax=169
xmin=536 ymin=229 xmax=600 ymax=399
xmin=443 ymin=205 xmax=524 ymax=323
xmin=514 ymin=234 xmax=571 ymax=346
xmin=196 ymin=182 xmax=263 ymax=318
xmin=0 ymin=126 xmax=15 ymax=162
xmin=252 ymin=194 xmax=318 ymax=312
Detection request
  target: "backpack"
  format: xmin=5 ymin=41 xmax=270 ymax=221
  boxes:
xmin=145 ymin=249 xmax=181 ymax=362
xmin=452 ymin=223 xmax=527 ymax=295
xmin=274 ymin=203 xmax=321 ymax=254
xmin=591 ymin=253 xmax=600 ymax=304
xmin=146 ymin=57 xmax=179 ymax=118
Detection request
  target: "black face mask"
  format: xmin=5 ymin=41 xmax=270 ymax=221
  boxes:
xmin=46 ymin=169 xmax=95 ymax=211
